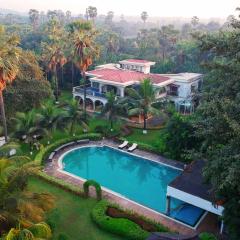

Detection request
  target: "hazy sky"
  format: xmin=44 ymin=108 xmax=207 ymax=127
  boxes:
xmin=0 ymin=0 xmax=239 ymax=18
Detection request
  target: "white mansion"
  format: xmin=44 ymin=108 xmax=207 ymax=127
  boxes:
xmin=73 ymin=59 xmax=203 ymax=113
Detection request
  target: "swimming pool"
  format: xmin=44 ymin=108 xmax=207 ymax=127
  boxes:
xmin=60 ymin=145 xmax=204 ymax=226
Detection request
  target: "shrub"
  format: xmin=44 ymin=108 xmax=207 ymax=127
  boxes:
xmin=199 ymin=232 xmax=217 ymax=240
xmin=35 ymin=172 xmax=84 ymax=197
xmin=34 ymin=133 xmax=102 ymax=165
xmin=83 ymin=179 xmax=102 ymax=200
xmin=91 ymin=200 xmax=169 ymax=240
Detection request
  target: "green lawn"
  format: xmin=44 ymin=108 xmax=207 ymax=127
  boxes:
xmin=28 ymin=177 xmax=124 ymax=240
xmin=125 ymin=128 xmax=164 ymax=146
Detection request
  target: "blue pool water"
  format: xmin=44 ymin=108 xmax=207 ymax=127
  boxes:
xmin=62 ymin=146 xmax=204 ymax=226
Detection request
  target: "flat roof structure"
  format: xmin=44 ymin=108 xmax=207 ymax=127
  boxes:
xmin=167 ymin=160 xmax=224 ymax=216
xmin=119 ymin=59 xmax=156 ymax=65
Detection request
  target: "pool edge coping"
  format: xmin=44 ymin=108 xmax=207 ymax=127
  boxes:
xmin=56 ymin=143 xmax=206 ymax=230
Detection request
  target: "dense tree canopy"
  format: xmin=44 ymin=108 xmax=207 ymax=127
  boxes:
xmin=193 ymin=12 xmax=240 ymax=238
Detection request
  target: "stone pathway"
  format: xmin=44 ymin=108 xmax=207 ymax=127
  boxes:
xmin=44 ymin=139 xmax=220 ymax=236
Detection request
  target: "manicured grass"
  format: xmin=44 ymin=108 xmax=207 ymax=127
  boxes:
xmin=125 ymin=128 xmax=164 ymax=146
xmin=28 ymin=177 xmax=124 ymax=240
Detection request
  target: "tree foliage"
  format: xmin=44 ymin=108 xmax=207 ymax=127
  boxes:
xmin=193 ymin=11 xmax=240 ymax=238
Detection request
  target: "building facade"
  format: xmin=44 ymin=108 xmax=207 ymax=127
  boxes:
xmin=73 ymin=59 xmax=203 ymax=113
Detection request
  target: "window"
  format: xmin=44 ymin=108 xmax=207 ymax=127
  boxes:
xmin=168 ymin=84 xmax=179 ymax=96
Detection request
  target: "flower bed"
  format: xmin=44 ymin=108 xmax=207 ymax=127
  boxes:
xmin=107 ymin=207 xmax=158 ymax=232
xmin=91 ymin=200 xmax=169 ymax=240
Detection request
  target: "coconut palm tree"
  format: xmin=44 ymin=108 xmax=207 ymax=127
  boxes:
xmin=101 ymin=91 xmax=125 ymax=131
xmin=67 ymin=20 xmax=99 ymax=117
xmin=11 ymin=110 xmax=46 ymax=149
xmin=125 ymin=78 xmax=160 ymax=133
xmin=41 ymin=19 xmax=66 ymax=103
xmin=86 ymin=6 xmax=97 ymax=23
xmin=0 ymin=25 xmax=22 ymax=142
xmin=141 ymin=11 xmax=148 ymax=26
xmin=4 ymin=222 xmax=52 ymax=240
xmin=0 ymin=158 xmax=55 ymax=232
xmin=39 ymin=103 xmax=62 ymax=137
xmin=58 ymin=99 xmax=88 ymax=135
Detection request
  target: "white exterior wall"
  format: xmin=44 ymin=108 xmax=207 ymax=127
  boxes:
xmin=177 ymin=82 xmax=192 ymax=98
xmin=175 ymin=78 xmax=201 ymax=99
xmin=167 ymin=186 xmax=224 ymax=216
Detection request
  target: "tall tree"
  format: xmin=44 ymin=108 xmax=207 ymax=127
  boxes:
xmin=155 ymin=25 xmax=179 ymax=61
xmin=191 ymin=16 xmax=199 ymax=28
xmin=41 ymin=18 xmax=66 ymax=102
xmin=125 ymin=79 xmax=160 ymax=133
xmin=67 ymin=20 xmax=99 ymax=116
xmin=0 ymin=26 xmax=22 ymax=142
xmin=141 ymin=11 xmax=148 ymax=25
xmin=105 ymin=11 xmax=114 ymax=26
xmin=86 ymin=6 xmax=98 ymax=23
xmin=66 ymin=10 xmax=72 ymax=24
xmin=193 ymin=10 xmax=240 ymax=239
xmin=29 ymin=9 xmax=40 ymax=31
xmin=101 ymin=91 xmax=124 ymax=130
xmin=59 ymin=99 xmax=88 ymax=134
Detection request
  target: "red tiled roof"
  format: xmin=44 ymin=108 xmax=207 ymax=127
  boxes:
xmin=123 ymin=59 xmax=152 ymax=63
xmin=87 ymin=68 xmax=170 ymax=85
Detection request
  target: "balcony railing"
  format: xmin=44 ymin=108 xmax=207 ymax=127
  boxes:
xmin=73 ymin=86 xmax=106 ymax=99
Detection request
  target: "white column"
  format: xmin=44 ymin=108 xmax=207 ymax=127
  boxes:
xmin=119 ymin=87 xmax=125 ymax=97
xmin=220 ymin=220 xmax=224 ymax=234
xmin=99 ymin=83 xmax=103 ymax=93
xmin=166 ymin=196 xmax=171 ymax=215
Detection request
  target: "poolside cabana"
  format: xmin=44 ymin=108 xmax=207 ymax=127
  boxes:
xmin=166 ymin=160 xmax=224 ymax=233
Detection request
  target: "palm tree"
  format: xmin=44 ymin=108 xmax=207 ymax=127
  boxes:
xmin=41 ymin=19 xmax=66 ymax=103
xmin=4 ymin=222 xmax=52 ymax=240
xmin=101 ymin=91 xmax=125 ymax=131
xmin=11 ymin=110 xmax=46 ymax=149
xmin=141 ymin=11 xmax=148 ymax=26
xmin=28 ymin=9 xmax=40 ymax=31
xmin=4 ymin=222 xmax=51 ymax=240
xmin=39 ymin=103 xmax=62 ymax=137
xmin=59 ymin=99 xmax=88 ymax=135
xmin=0 ymin=158 xmax=55 ymax=232
xmin=0 ymin=25 xmax=22 ymax=142
xmin=125 ymin=79 xmax=160 ymax=134
xmin=86 ymin=6 xmax=97 ymax=23
xmin=67 ymin=20 xmax=99 ymax=117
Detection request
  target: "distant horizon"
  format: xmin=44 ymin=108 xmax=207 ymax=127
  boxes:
xmin=0 ymin=0 xmax=238 ymax=19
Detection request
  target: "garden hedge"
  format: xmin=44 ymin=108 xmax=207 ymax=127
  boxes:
xmin=199 ymin=232 xmax=217 ymax=240
xmin=35 ymin=172 xmax=84 ymax=197
xmin=91 ymin=200 xmax=169 ymax=240
xmin=34 ymin=133 xmax=102 ymax=165
xmin=83 ymin=179 xmax=102 ymax=200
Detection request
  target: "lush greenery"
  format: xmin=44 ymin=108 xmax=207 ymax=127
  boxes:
xmin=191 ymin=12 xmax=240 ymax=239
xmin=4 ymin=78 xmax=53 ymax=118
xmin=0 ymin=4 xmax=239 ymax=239
xmin=199 ymin=232 xmax=217 ymax=240
xmin=91 ymin=200 xmax=168 ymax=240
xmin=28 ymin=177 xmax=124 ymax=240
xmin=83 ymin=179 xmax=102 ymax=200
xmin=34 ymin=133 xmax=102 ymax=165
xmin=0 ymin=154 xmax=54 ymax=236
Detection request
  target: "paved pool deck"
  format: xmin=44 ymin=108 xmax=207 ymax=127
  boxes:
xmin=44 ymin=139 xmax=220 ymax=236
